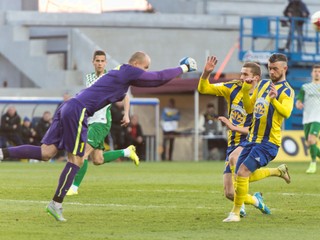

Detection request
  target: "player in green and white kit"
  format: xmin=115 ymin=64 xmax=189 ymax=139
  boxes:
xmin=296 ymin=64 xmax=320 ymax=173
xmin=67 ymin=50 xmax=139 ymax=195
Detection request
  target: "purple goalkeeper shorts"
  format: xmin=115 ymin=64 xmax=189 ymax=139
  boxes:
xmin=42 ymin=98 xmax=88 ymax=157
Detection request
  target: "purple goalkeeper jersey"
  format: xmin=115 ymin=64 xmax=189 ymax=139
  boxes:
xmin=75 ymin=64 xmax=183 ymax=116
xmin=42 ymin=64 xmax=183 ymax=156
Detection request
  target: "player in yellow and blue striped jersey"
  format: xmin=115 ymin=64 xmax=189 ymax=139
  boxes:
xmin=223 ymin=53 xmax=294 ymax=222
xmin=199 ymin=56 xmax=290 ymax=218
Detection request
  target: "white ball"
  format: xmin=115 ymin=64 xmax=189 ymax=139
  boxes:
xmin=311 ymin=11 xmax=320 ymax=32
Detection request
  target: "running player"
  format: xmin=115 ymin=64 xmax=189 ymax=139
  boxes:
xmin=223 ymin=53 xmax=294 ymax=222
xmin=198 ymin=56 xmax=290 ymax=218
xmin=295 ymin=64 xmax=320 ymax=173
xmin=67 ymin=50 xmax=139 ymax=196
xmin=0 ymin=52 xmax=197 ymax=222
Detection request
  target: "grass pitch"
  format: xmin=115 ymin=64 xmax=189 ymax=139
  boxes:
xmin=0 ymin=161 xmax=320 ymax=240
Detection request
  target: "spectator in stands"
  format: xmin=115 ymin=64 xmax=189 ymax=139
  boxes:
xmin=0 ymin=105 xmax=23 ymax=147
xmin=110 ymin=101 xmax=127 ymax=150
xmin=34 ymin=111 xmax=52 ymax=146
xmin=21 ymin=117 xmax=36 ymax=145
xmin=199 ymin=103 xmax=225 ymax=160
xmin=125 ymin=114 xmax=145 ymax=159
xmin=161 ymin=98 xmax=180 ymax=161
xmin=283 ymin=0 xmax=309 ymax=52
xmin=199 ymin=103 xmax=223 ymax=136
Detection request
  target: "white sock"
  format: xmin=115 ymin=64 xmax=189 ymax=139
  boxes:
xmin=253 ymin=196 xmax=259 ymax=207
xmin=71 ymin=185 xmax=78 ymax=192
xmin=0 ymin=149 xmax=3 ymax=160
xmin=53 ymin=201 xmax=62 ymax=209
xmin=123 ymin=148 xmax=130 ymax=157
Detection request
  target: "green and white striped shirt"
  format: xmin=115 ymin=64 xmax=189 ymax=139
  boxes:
xmin=297 ymin=82 xmax=320 ymax=124
xmin=85 ymin=70 xmax=111 ymax=124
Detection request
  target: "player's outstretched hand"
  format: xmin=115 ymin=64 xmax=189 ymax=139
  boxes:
xmin=180 ymin=57 xmax=197 ymax=72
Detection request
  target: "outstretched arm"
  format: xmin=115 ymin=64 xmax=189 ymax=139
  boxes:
xmin=198 ymin=56 xmax=220 ymax=94
xmin=131 ymin=67 xmax=183 ymax=87
xmin=218 ymin=116 xmax=249 ymax=135
xmin=131 ymin=58 xmax=197 ymax=88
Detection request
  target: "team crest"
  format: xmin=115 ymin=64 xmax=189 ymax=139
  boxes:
xmin=254 ymin=97 xmax=269 ymax=119
xmin=230 ymin=104 xmax=246 ymax=125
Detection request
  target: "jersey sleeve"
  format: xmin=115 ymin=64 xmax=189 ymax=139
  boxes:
xmin=130 ymin=67 xmax=183 ymax=87
xmin=197 ymin=78 xmax=231 ymax=98
xmin=296 ymin=86 xmax=305 ymax=102
xmin=271 ymin=87 xmax=294 ymax=119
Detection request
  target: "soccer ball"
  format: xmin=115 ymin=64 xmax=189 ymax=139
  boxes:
xmin=311 ymin=11 xmax=320 ymax=32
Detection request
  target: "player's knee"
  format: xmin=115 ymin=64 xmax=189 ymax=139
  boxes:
xmin=41 ymin=153 xmax=53 ymax=161
xmin=93 ymin=158 xmax=104 ymax=165
xmin=228 ymin=156 xmax=236 ymax=166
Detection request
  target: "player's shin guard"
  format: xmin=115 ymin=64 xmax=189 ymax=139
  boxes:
xmin=103 ymin=150 xmax=124 ymax=163
xmin=3 ymin=145 xmax=42 ymax=160
xmin=53 ymin=162 xmax=80 ymax=203
xmin=232 ymin=176 xmax=249 ymax=215
xmin=249 ymin=168 xmax=271 ymax=182
xmin=73 ymin=159 xmax=88 ymax=187
xmin=310 ymin=144 xmax=318 ymax=161
xmin=244 ymin=194 xmax=256 ymax=205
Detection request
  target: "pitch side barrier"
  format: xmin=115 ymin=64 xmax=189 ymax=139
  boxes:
xmin=0 ymin=97 xmax=160 ymax=162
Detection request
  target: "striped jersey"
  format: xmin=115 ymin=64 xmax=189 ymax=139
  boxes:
xmin=244 ymin=79 xmax=294 ymax=146
xmin=85 ymin=70 xmax=111 ymax=125
xmin=296 ymin=82 xmax=320 ymax=124
xmin=198 ymin=78 xmax=252 ymax=148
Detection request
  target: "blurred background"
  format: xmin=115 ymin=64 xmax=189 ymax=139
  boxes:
xmin=0 ymin=0 xmax=319 ymax=161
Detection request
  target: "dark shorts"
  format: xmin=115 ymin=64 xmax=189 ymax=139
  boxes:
xmin=223 ymin=140 xmax=247 ymax=174
xmin=42 ymin=98 xmax=88 ymax=157
xmin=235 ymin=141 xmax=279 ymax=173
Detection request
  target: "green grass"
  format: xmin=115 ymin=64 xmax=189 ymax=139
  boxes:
xmin=0 ymin=161 xmax=320 ymax=240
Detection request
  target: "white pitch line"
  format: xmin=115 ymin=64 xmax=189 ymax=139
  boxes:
xmin=0 ymin=199 xmax=216 ymax=210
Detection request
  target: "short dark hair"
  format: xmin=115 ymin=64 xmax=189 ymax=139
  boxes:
xmin=313 ymin=64 xmax=320 ymax=69
xmin=268 ymin=53 xmax=288 ymax=63
xmin=93 ymin=50 xmax=106 ymax=60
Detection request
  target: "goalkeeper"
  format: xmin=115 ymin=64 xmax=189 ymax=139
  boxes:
xmin=67 ymin=50 xmax=139 ymax=196
xmin=0 ymin=51 xmax=197 ymax=222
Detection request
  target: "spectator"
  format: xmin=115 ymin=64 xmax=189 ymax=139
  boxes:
xmin=21 ymin=117 xmax=36 ymax=145
xmin=161 ymin=98 xmax=180 ymax=161
xmin=199 ymin=103 xmax=225 ymax=160
xmin=110 ymin=101 xmax=127 ymax=150
xmin=283 ymin=0 xmax=309 ymax=52
xmin=199 ymin=103 xmax=223 ymax=136
xmin=125 ymin=114 xmax=145 ymax=159
xmin=0 ymin=105 xmax=23 ymax=147
xmin=34 ymin=111 xmax=52 ymax=146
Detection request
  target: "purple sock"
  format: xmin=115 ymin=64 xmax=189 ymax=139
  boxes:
xmin=53 ymin=162 xmax=80 ymax=203
xmin=5 ymin=145 xmax=42 ymax=160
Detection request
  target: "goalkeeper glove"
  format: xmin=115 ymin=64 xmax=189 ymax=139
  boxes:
xmin=179 ymin=57 xmax=197 ymax=73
